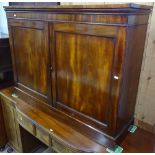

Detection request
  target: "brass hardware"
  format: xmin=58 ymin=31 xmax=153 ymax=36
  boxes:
xmin=50 ymin=129 xmax=53 ymax=132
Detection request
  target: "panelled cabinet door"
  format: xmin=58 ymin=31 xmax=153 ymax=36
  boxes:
xmin=50 ymin=23 xmax=126 ymax=134
xmin=8 ymin=19 xmax=50 ymax=103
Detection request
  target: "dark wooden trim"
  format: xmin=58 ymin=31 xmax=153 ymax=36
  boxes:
xmin=5 ymin=3 xmax=152 ymax=13
xmin=6 ymin=13 xmax=150 ymax=27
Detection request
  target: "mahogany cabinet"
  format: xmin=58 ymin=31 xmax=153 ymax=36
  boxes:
xmin=3 ymin=4 xmax=152 ymax=151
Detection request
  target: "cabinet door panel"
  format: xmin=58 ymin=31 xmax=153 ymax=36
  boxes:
xmin=9 ymin=20 xmax=49 ymax=102
xmin=55 ymin=32 xmax=114 ymax=123
xmin=51 ymin=23 xmax=125 ymax=133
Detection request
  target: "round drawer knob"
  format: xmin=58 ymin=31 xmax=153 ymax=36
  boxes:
xmin=50 ymin=129 xmax=53 ymax=132
xmin=13 ymin=14 xmax=17 ymax=17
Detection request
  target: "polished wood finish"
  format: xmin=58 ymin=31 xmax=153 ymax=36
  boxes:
xmin=51 ymin=23 xmax=125 ymax=135
xmin=3 ymin=4 xmax=151 ymax=152
xmin=1 ymin=96 xmax=21 ymax=152
xmin=52 ymin=138 xmax=77 ymax=153
xmin=36 ymin=126 xmax=50 ymax=146
xmin=17 ymin=109 xmax=35 ymax=135
xmin=117 ymin=26 xmax=148 ymax=133
xmin=0 ymin=87 xmax=108 ymax=153
xmin=1 ymin=87 xmax=155 ymax=153
xmin=5 ymin=3 xmax=152 ymax=10
xmin=0 ymin=92 xmax=48 ymax=153
xmin=9 ymin=21 xmax=49 ymax=102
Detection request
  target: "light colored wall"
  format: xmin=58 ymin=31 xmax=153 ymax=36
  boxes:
xmin=0 ymin=2 xmax=9 ymax=34
xmin=135 ymin=3 xmax=155 ymax=133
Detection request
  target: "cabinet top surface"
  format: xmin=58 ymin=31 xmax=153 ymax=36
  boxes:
xmin=4 ymin=3 xmax=152 ymax=12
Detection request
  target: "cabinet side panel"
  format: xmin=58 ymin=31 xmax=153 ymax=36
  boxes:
xmin=117 ymin=25 xmax=148 ymax=134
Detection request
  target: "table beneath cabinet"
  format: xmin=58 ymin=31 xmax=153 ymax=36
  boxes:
xmin=0 ymin=87 xmax=107 ymax=153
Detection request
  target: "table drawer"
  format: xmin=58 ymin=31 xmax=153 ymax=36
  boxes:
xmin=36 ymin=126 xmax=50 ymax=146
xmin=52 ymin=138 xmax=76 ymax=153
xmin=17 ymin=110 xmax=35 ymax=135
